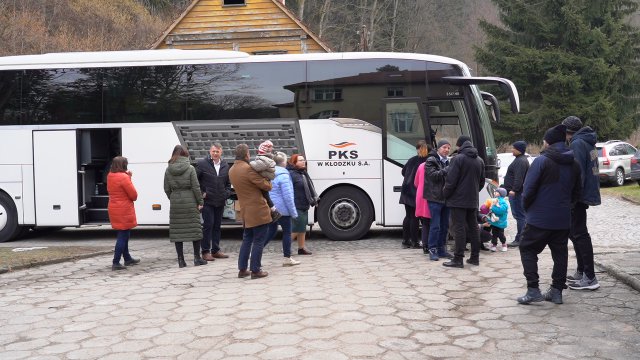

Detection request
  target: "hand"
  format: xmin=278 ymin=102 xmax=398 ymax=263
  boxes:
xmin=197 ymin=205 xmax=203 ymax=211
xmin=202 ymin=192 xmax=207 ymax=198
xmin=509 ymin=191 xmax=515 ymax=196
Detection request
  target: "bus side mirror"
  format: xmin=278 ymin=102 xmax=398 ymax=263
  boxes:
xmin=481 ymin=91 xmax=501 ymax=123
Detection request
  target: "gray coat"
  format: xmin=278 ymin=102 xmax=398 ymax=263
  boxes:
xmin=164 ymin=156 xmax=204 ymax=242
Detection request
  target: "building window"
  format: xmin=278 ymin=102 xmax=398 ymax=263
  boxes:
xmin=387 ymin=87 xmax=404 ymax=97
xmin=390 ymin=111 xmax=417 ymax=133
xmin=313 ymin=88 xmax=342 ymax=101
xmin=223 ymin=0 xmax=245 ymax=6
xmin=252 ymin=50 xmax=288 ymax=55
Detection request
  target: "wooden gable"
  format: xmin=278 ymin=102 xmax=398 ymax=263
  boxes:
xmin=152 ymin=0 xmax=330 ymax=54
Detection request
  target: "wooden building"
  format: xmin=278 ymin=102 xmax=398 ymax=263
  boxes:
xmin=152 ymin=0 xmax=330 ymax=54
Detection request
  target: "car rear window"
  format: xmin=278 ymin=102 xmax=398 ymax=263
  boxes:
xmin=597 ymin=146 xmax=604 ymax=156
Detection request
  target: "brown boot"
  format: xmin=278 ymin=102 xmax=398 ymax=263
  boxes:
xmin=250 ymin=271 xmax=269 ymax=279
xmin=212 ymin=251 xmax=229 ymax=259
xmin=202 ymin=252 xmax=215 ymax=261
xmin=238 ymin=270 xmax=251 ymax=278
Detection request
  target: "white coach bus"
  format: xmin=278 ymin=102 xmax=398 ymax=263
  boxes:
xmin=0 ymin=50 xmax=519 ymax=242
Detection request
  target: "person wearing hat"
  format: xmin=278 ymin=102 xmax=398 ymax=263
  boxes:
xmin=196 ymin=143 xmax=231 ymax=261
xmin=423 ymin=138 xmax=453 ymax=261
xmin=516 ymin=124 xmax=582 ymax=305
xmin=503 ymin=140 xmax=530 ymax=247
xmin=441 ymin=136 xmax=485 ymax=268
xmin=562 ymin=116 xmax=602 ymax=291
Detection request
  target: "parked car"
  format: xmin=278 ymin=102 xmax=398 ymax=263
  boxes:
xmin=631 ymin=150 xmax=640 ymax=186
xmin=497 ymin=152 xmax=534 ymax=186
xmin=596 ymin=140 xmax=639 ymax=186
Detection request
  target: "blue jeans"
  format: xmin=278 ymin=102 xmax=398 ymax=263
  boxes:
xmin=113 ymin=230 xmax=132 ymax=264
xmin=202 ymin=204 xmax=224 ymax=254
xmin=266 ymin=216 xmax=293 ymax=258
xmin=509 ymin=193 xmax=525 ymax=242
xmin=427 ymin=202 xmax=449 ymax=251
xmin=238 ymin=223 xmax=269 ymax=273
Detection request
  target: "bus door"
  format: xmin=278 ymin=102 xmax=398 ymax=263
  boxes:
xmin=382 ymin=98 xmax=428 ymax=226
xmin=33 ymin=130 xmax=81 ymax=226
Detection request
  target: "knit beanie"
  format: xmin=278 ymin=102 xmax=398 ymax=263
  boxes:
xmin=436 ymin=139 xmax=450 ymax=150
xmin=512 ymin=141 xmax=527 ymax=154
xmin=496 ymin=188 xmax=507 ymax=197
xmin=456 ymin=135 xmax=472 ymax=147
xmin=562 ymin=116 xmax=583 ymax=134
xmin=258 ymin=140 xmax=274 ymax=155
xmin=543 ymin=124 xmax=567 ymax=145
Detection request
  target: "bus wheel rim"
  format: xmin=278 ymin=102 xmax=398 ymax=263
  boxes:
xmin=330 ymin=199 xmax=359 ymax=229
xmin=0 ymin=203 xmax=7 ymax=231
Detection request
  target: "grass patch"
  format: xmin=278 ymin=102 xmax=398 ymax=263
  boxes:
xmin=600 ymin=182 xmax=640 ymax=204
xmin=0 ymin=246 xmax=112 ymax=271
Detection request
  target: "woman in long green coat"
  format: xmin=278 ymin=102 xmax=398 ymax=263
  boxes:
xmin=164 ymin=145 xmax=206 ymax=268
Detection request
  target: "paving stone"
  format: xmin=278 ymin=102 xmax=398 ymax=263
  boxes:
xmin=222 ymin=342 xmax=266 ymax=356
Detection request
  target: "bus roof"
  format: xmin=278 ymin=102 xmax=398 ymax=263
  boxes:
xmin=0 ymin=49 xmax=467 ymax=70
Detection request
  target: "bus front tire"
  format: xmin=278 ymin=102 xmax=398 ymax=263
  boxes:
xmin=0 ymin=192 xmax=21 ymax=243
xmin=317 ymin=187 xmax=373 ymax=241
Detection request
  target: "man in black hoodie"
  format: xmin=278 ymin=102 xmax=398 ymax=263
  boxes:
xmin=562 ymin=116 xmax=601 ymax=291
xmin=442 ymin=136 xmax=485 ymax=268
xmin=424 ymin=139 xmax=453 ymax=261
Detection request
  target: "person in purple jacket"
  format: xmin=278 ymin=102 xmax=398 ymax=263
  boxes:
xmin=265 ymin=152 xmax=301 ymax=267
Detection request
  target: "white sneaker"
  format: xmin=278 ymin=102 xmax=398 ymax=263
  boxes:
xmin=283 ymin=257 xmax=300 ymax=266
xmin=501 ymin=244 xmax=508 ymax=252
xmin=490 ymin=245 xmax=497 ymax=252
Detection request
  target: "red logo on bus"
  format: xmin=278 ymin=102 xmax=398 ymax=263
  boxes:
xmin=329 ymin=142 xmax=357 ymax=148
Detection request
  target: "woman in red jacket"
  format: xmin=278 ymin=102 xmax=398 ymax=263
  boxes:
xmin=107 ymin=156 xmax=139 ymax=271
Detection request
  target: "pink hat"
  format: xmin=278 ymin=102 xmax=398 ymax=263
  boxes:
xmin=258 ymin=140 xmax=273 ymax=155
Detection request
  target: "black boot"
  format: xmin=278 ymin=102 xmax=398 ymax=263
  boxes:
xmin=193 ymin=241 xmax=207 ymax=266
xmin=443 ymin=257 xmax=464 ymax=268
xmin=466 ymin=257 xmax=479 ymax=266
xmin=517 ymin=287 xmax=544 ymax=304
xmin=175 ymin=242 xmax=187 ymax=268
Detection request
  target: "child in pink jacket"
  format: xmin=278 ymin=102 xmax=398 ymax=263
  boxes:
xmin=414 ymin=162 xmax=431 ymax=253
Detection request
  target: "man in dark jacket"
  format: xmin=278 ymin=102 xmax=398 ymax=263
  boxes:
xmin=562 ymin=116 xmax=602 ymax=291
xmin=196 ymin=143 xmax=232 ymax=261
xmin=424 ymin=139 xmax=453 ymax=261
xmin=503 ymin=140 xmax=530 ymax=247
xmin=517 ymin=124 xmax=581 ymax=305
xmin=442 ymin=136 xmax=485 ymax=268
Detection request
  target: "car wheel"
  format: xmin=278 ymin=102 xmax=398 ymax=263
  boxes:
xmin=613 ymin=168 xmax=625 ymax=187
xmin=0 ymin=192 xmax=21 ymax=243
xmin=317 ymin=186 xmax=373 ymax=241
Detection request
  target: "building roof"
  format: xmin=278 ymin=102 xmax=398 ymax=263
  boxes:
xmin=150 ymin=0 xmax=331 ymax=52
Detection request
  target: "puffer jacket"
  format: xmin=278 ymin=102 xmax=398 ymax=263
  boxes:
xmin=270 ymin=166 xmax=298 ymax=218
xmin=250 ymin=155 xmax=276 ymax=180
xmin=488 ymin=196 xmax=509 ymax=229
xmin=164 ymin=156 xmax=204 ymax=242
xmin=522 ymin=142 xmax=582 ymax=230
xmin=443 ymin=141 xmax=485 ymax=209
xmin=569 ymin=127 xmax=601 ymax=206
xmin=423 ymin=150 xmax=448 ymax=203
xmin=107 ymin=172 xmax=138 ymax=230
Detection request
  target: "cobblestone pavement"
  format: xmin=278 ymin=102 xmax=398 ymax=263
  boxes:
xmin=0 ymin=196 xmax=639 ymax=359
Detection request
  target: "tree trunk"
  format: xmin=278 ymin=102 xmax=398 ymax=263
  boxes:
xmin=297 ymin=0 xmax=306 ymax=21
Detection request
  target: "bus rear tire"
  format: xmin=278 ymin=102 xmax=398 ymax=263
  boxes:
xmin=317 ymin=186 xmax=373 ymax=241
xmin=0 ymin=192 xmax=20 ymax=243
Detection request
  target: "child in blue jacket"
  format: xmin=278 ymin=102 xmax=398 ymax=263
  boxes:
xmin=489 ymin=188 xmax=509 ymax=252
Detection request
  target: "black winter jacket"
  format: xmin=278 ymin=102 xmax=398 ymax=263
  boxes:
xmin=443 ymin=141 xmax=485 ymax=209
xmin=569 ymin=127 xmax=601 ymax=206
xmin=196 ymin=156 xmax=231 ymax=207
xmin=423 ymin=150 xmax=448 ymax=203
xmin=399 ymin=155 xmax=426 ymax=207
xmin=503 ymin=154 xmax=529 ymax=194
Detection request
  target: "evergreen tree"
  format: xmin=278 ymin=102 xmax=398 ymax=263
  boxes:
xmin=476 ymin=0 xmax=640 ymax=143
